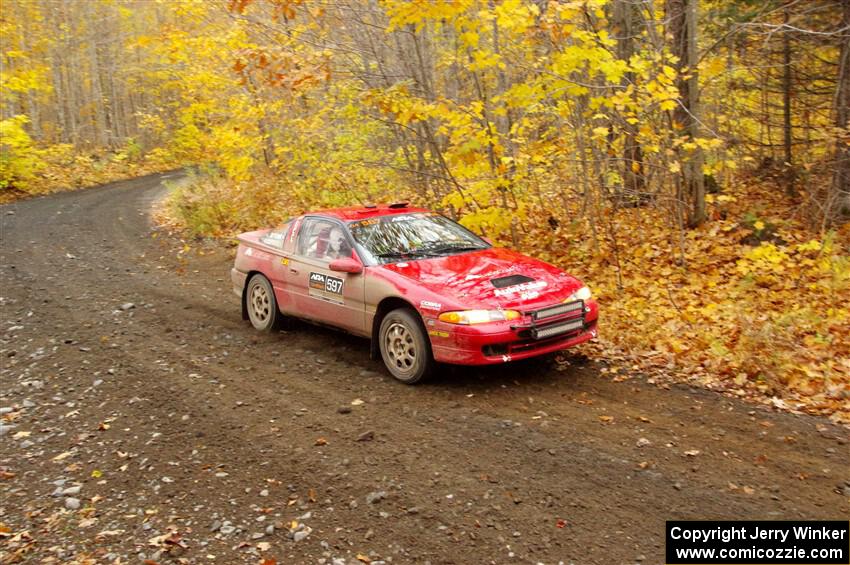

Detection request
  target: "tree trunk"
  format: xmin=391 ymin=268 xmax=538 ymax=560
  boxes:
xmin=21 ymin=15 xmax=42 ymax=140
xmin=830 ymin=0 xmax=850 ymax=219
xmin=782 ymin=3 xmax=796 ymax=197
xmin=613 ymin=0 xmax=646 ymax=205
xmin=489 ymin=0 xmax=519 ymax=246
xmin=666 ymin=0 xmax=705 ymax=226
xmin=86 ymin=2 xmax=108 ymax=148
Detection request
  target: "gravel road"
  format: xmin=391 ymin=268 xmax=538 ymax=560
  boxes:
xmin=1 ymin=173 xmax=847 ymax=564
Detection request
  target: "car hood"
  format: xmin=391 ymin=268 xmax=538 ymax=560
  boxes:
xmin=380 ymin=247 xmax=584 ymax=310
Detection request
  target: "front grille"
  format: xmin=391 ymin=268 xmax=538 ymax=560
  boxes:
xmin=524 ymin=299 xmax=585 ymax=340
xmin=530 ymin=317 xmax=584 ymax=340
xmin=531 ymin=300 xmax=583 ymax=321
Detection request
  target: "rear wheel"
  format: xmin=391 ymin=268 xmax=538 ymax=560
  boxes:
xmin=246 ymin=274 xmax=280 ymax=332
xmin=379 ymin=308 xmax=433 ymax=384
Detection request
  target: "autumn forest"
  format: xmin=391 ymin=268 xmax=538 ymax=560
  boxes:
xmin=1 ymin=0 xmax=848 ymax=419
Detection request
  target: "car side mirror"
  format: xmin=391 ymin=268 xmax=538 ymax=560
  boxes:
xmin=329 ymin=257 xmax=363 ymax=274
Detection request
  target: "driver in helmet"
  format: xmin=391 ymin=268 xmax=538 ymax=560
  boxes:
xmin=325 ymin=227 xmax=351 ymax=260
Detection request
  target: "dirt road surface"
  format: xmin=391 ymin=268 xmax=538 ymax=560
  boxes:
xmin=1 ymin=173 xmax=848 ymax=564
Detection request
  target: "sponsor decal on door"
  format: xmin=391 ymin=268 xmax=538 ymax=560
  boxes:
xmin=309 ymin=272 xmax=345 ymax=304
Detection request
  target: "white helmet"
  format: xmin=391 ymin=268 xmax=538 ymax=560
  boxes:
xmin=327 ymin=227 xmax=345 ymax=255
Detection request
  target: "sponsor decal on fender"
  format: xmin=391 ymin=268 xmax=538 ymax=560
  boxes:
xmin=420 ymin=300 xmax=442 ymax=311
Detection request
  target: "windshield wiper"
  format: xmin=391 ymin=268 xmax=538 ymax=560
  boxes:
xmin=376 ymin=250 xmax=441 ymax=260
xmin=421 ymin=243 xmax=487 ymax=254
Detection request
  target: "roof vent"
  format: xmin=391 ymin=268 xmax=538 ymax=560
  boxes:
xmin=388 ymin=202 xmax=409 ymax=209
xmin=363 ymin=203 xmax=377 ymax=209
xmin=490 ymin=274 xmax=535 ymax=289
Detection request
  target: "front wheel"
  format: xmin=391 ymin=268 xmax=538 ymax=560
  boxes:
xmin=246 ymin=274 xmax=280 ymax=332
xmin=379 ymin=308 xmax=434 ymax=384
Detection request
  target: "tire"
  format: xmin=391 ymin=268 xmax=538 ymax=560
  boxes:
xmin=246 ymin=274 xmax=280 ymax=332
xmin=379 ymin=308 xmax=434 ymax=384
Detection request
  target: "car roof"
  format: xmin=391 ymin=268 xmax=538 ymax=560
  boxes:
xmin=308 ymin=204 xmax=430 ymax=222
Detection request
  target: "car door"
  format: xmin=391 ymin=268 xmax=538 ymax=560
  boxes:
xmin=285 ymin=216 xmax=367 ymax=335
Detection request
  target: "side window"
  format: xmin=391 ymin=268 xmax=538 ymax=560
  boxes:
xmin=260 ymin=222 xmax=290 ymax=250
xmin=296 ymin=218 xmax=353 ymax=262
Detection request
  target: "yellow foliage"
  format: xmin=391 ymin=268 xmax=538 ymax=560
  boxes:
xmin=0 ymin=115 xmax=45 ymax=191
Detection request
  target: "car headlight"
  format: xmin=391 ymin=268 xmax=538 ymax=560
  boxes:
xmin=565 ymin=286 xmax=592 ymax=302
xmin=438 ymin=310 xmax=521 ymax=325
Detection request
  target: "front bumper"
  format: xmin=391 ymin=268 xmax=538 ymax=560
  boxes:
xmin=429 ymin=299 xmax=598 ymax=365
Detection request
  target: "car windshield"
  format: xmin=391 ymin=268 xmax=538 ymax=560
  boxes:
xmin=349 ymin=212 xmax=489 ymax=264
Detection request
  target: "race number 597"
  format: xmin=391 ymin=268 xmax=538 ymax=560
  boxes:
xmin=325 ymin=276 xmax=344 ymax=294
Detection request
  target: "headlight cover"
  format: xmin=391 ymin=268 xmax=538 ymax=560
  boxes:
xmin=565 ymin=286 xmax=592 ymax=302
xmin=438 ymin=309 xmax=521 ymax=325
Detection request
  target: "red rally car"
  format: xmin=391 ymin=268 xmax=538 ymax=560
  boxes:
xmin=231 ymin=204 xmax=598 ymax=383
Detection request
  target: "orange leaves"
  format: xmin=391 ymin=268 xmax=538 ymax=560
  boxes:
xmin=232 ymin=48 xmax=326 ymax=92
xmin=228 ymin=0 xmax=303 ymax=21
xmin=228 ymin=0 xmax=254 ymax=14
xmin=270 ymin=0 xmax=303 ymax=21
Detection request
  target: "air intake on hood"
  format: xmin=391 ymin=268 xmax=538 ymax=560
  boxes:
xmin=490 ymin=274 xmax=535 ymax=289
